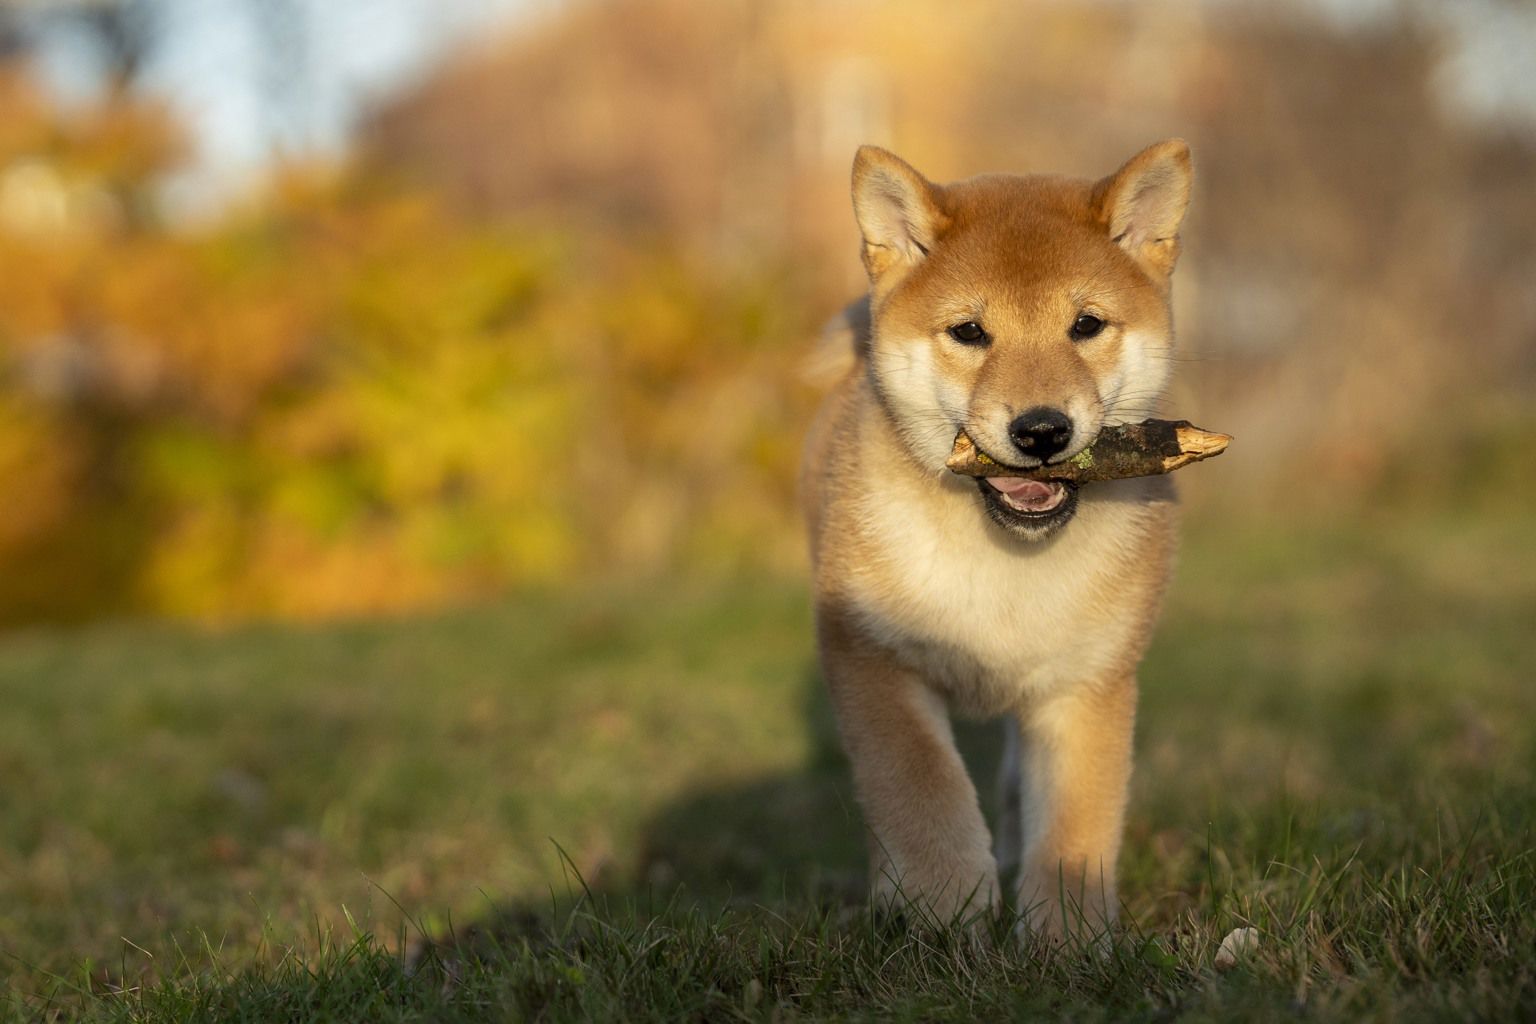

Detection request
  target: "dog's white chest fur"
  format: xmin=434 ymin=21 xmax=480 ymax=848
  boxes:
xmin=839 ymin=474 xmax=1163 ymax=716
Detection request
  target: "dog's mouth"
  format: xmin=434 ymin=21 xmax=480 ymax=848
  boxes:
xmin=976 ymin=476 xmax=1080 ymax=535
xmin=984 ymin=477 xmax=1070 ymax=514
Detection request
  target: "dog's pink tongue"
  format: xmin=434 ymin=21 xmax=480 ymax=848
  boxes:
xmin=989 ymin=477 xmax=1062 ymax=511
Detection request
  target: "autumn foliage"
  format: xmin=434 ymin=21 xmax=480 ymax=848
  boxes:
xmin=0 ymin=69 xmax=812 ymax=623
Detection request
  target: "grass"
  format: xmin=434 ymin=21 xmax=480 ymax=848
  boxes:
xmin=1 ymin=451 xmax=1534 ymax=1019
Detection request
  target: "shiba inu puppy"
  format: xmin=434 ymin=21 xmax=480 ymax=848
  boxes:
xmin=801 ymin=140 xmax=1193 ymax=939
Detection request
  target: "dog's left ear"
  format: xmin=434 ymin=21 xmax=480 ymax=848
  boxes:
xmin=1094 ymin=139 xmax=1192 ymax=279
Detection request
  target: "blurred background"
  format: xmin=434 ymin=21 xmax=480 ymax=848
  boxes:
xmin=0 ymin=0 xmax=1532 ymax=626
xmin=3 ymin=3 xmax=1535 ymax=1005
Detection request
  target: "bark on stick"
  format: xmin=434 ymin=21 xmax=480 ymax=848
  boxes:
xmin=946 ymin=420 xmax=1231 ymax=483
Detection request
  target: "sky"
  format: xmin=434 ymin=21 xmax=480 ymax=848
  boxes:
xmin=19 ymin=0 xmax=540 ymax=212
xmin=11 ymin=0 xmax=1535 ymax=214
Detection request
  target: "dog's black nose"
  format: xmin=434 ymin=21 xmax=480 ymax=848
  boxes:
xmin=1008 ymin=407 xmax=1073 ymax=460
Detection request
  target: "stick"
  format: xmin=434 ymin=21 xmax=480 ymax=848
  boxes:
xmin=945 ymin=420 xmax=1231 ymax=483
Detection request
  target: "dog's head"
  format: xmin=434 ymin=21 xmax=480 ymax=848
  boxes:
xmin=852 ymin=141 xmax=1192 ymax=539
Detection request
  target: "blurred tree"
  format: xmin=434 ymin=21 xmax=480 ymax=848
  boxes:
xmin=0 ymin=51 xmax=814 ymax=624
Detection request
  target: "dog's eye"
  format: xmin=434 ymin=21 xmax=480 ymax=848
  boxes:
xmin=1070 ymin=314 xmax=1106 ymax=341
xmin=947 ymin=322 xmax=989 ymax=346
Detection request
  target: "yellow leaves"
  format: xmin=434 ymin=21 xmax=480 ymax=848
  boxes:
xmin=0 ymin=68 xmax=183 ymax=201
xmin=0 ymin=82 xmax=814 ymax=625
xmin=0 ymin=402 xmax=79 ymax=552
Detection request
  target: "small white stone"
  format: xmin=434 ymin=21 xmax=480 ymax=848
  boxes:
xmin=1214 ymin=927 xmax=1260 ymax=969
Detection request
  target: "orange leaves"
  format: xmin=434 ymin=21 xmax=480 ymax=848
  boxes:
xmin=0 ymin=73 xmax=816 ymax=625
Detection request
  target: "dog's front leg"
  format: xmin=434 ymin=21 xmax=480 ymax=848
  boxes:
xmin=1013 ymin=675 xmax=1137 ymax=942
xmin=818 ymin=614 xmax=998 ymax=922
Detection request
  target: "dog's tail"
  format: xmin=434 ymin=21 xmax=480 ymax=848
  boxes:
xmin=800 ymin=296 xmax=870 ymax=389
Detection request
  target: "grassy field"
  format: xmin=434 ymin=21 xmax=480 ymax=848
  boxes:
xmin=2 ymin=445 xmax=1534 ymax=1020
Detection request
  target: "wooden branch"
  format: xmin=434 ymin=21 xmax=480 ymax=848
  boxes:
xmin=946 ymin=420 xmax=1231 ymax=483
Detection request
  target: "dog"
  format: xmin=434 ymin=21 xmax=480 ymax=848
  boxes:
xmin=801 ymin=140 xmax=1192 ymax=939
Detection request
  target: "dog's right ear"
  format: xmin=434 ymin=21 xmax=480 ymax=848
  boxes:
xmin=851 ymin=146 xmax=949 ymax=285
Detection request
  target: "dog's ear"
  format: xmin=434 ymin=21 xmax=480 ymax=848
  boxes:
xmin=1094 ymin=139 xmax=1192 ymax=278
xmin=851 ymin=146 xmax=949 ymax=285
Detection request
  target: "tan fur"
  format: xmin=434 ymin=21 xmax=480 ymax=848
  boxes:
xmin=802 ymin=141 xmax=1192 ymax=938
